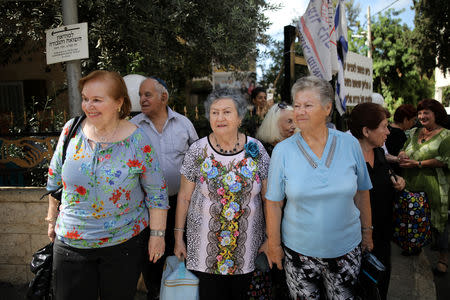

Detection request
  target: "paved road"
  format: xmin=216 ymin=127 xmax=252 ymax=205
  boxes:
xmin=424 ymin=220 xmax=450 ymax=300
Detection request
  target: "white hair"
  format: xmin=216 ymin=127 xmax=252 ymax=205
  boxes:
xmin=256 ymin=104 xmax=293 ymax=144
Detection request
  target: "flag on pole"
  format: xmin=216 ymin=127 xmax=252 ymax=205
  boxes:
xmin=334 ymin=0 xmax=348 ymax=115
xmin=297 ymin=0 xmax=337 ymax=81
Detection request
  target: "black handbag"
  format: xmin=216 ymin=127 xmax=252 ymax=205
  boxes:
xmin=42 ymin=115 xmax=85 ymax=201
xmin=356 ymin=251 xmax=386 ymax=300
xmin=27 ymin=242 xmax=53 ymax=300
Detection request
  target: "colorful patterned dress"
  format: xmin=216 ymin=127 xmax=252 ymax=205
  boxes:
xmin=180 ymin=136 xmax=270 ymax=275
xmin=47 ymin=119 xmax=169 ymax=248
xmin=402 ymin=127 xmax=450 ymax=232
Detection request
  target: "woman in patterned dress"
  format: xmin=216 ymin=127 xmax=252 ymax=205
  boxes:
xmin=45 ymin=70 xmax=169 ymax=299
xmin=398 ymin=99 xmax=449 ymax=274
xmin=174 ymin=88 xmax=270 ymax=299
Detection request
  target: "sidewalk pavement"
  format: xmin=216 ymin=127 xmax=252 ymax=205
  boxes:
xmin=1 ymin=242 xmax=437 ymax=300
xmin=387 ymin=242 xmax=436 ymax=300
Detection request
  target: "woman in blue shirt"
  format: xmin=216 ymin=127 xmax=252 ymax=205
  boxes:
xmin=46 ymin=70 xmax=169 ymax=300
xmin=265 ymin=76 xmax=373 ymax=299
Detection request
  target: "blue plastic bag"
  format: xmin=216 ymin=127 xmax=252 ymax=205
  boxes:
xmin=160 ymin=256 xmax=199 ymax=300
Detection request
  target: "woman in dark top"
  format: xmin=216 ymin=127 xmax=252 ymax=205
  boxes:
xmin=385 ymin=104 xmax=416 ymax=153
xmin=349 ymin=103 xmax=406 ymax=300
xmin=242 ymin=87 xmax=273 ymax=137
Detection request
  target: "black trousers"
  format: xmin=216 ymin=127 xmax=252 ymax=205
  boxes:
xmin=142 ymin=194 xmax=177 ymax=299
xmin=372 ymin=230 xmax=392 ymax=300
xmin=191 ymin=270 xmax=253 ymax=300
xmin=52 ymin=227 xmax=148 ymax=300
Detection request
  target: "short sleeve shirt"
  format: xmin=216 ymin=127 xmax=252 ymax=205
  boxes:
xmin=130 ymin=109 xmax=198 ymax=196
xmin=266 ymin=130 xmax=372 ymax=258
xmin=47 ymin=119 xmax=169 ymax=248
xmin=180 ymin=136 xmax=270 ymax=275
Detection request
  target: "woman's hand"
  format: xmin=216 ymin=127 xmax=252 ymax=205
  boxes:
xmin=397 ymin=151 xmax=409 ymax=160
xmin=266 ymin=241 xmax=284 ymax=270
xmin=174 ymin=238 xmax=187 ymax=260
xmin=148 ymin=236 xmax=165 ymax=263
xmin=391 ymin=175 xmax=406 ymax=191
xmin=48 ymin=223 xmax=56 ymax=242
xmin=361 ymin=230 xmax=374 ymax=252
xmin=399 ymin=159 xmax=419 ymax=168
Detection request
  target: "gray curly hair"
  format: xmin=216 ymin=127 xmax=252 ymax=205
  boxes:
xmin=204 ymin=88 xmax=248 ymax=120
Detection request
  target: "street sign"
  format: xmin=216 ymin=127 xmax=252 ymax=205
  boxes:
xmin=45 ymin=22 xmax=89 ymax=65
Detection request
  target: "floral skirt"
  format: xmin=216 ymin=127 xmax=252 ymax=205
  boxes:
xmin=393 ymin=190 xmax=431 ymax=252
xmin=247 ymin=270 xmax=272 ymax=300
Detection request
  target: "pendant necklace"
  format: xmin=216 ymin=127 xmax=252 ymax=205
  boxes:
xmin=215 ymin=133 xmax=240 ymax=154
xmin=420 ymin=127 xmax=439 ymax=144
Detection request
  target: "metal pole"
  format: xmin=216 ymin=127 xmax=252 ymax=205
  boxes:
xmin=367 ymin=6 xmax=372 ymax=59
xmin=62 ymin=0 xmax=82 ymax=117
xmin=283 ymin=25 xmax=296 ymax=104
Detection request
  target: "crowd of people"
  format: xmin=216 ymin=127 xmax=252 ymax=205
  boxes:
xmin=45 ymin=71 xmax=449 ymax=300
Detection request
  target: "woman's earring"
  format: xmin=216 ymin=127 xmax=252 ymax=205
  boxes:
xmin=118 ymin=106 xmax=121 ymax=113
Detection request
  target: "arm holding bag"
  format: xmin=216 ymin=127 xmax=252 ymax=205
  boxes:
xmin=160 ymin=256 xmax=199 ymax=300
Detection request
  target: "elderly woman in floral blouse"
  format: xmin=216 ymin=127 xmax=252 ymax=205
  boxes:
xmin=174 ymin=88 xmax=270 ymax=300
xmin=46 ymin=70 xmax=168 ymax=300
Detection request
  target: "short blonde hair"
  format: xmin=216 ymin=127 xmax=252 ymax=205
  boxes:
xmin=256 ymin=103 xmax=293 ymax=144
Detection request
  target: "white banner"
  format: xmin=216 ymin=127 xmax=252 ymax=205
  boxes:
xmin=297 ymin=0 xmax=337 ymax=81
xmin=344 ymin=51 xmax=373 ymax=106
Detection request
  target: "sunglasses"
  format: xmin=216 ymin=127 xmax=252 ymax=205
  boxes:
xmin=277 ymin=102 xmax=288 ymax=109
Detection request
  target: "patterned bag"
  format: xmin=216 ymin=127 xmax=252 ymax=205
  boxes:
xmin=392 ymin=190 xmax=431 ymax=252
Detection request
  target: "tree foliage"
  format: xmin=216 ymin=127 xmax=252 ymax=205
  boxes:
xmin=368 ymin=9 xmax=433 ymax=107
xmin=1 ymin=0 xmax=273 ymax=90
xmin=412 ymin=0 xmax=450 ymax=76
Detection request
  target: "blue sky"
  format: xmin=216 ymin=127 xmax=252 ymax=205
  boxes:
xmin=258 ymin=0 xmax=415 ymax=77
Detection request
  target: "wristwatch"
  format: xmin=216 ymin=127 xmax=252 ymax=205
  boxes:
xmin=150 ymin=230 xmax=165 ymax=237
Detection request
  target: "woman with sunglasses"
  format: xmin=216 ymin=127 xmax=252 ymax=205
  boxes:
xmin=256 ymin=102 xmax=296 ymax=156
xmin=265 ymin=76 xmax=372 ymax=299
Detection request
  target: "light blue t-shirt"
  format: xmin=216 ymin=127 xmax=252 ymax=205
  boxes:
xmin=266 ymin=130 xmax=372 ymax=258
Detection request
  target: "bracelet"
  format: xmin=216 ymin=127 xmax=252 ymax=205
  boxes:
xmin=150 ymin=229 xmax=166 ymax=237
xmin=361 ymin=225 xmax=374 ymax=231
xmin=418 ymin=161 xmax=422 ymax=168
xmin=174 ymin=227 xmax=185 ymax=232
xmin=44 ymin=216 xmax=57 ymax=223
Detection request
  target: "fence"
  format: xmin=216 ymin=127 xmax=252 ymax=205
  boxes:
xmin=0 ymin=104 xmax=211 ymax=187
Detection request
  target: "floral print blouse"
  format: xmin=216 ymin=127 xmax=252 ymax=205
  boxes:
xmin=47 ymin=118 xmax=169 ymax=248
xmin=180 ymin=136 xmax=270 ymax=275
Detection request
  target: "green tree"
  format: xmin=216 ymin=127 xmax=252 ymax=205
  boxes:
xmin=370 ymin=9 xmax=434 ymax=107
xmin=1 ymin=0 xmax=273 ymax=93
xmin=411 ymin=0 xmax=450 ymax=76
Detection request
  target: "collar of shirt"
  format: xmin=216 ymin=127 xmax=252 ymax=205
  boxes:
xmin=135 ymin=107 xmax=176 ymax=131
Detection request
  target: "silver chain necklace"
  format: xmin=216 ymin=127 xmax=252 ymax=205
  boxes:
xmin=93 ymin=121 xmax=120 ymax=143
